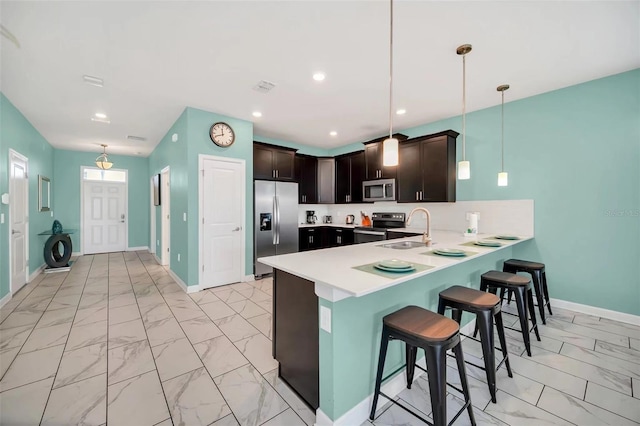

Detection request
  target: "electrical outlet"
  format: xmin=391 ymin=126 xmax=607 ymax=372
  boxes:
xmin=0 ymin=213 xmax=4 ymax=224
xmin=320 ymin=306 xmax=331 ymax=333
xmin=50 ymin=211 xmax=54 ymax=217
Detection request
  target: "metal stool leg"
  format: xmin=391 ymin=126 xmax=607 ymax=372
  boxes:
xmin=476 ymin=310 xmax=497 ymax=403
xmin=513 ymin=287 xmax=532 ymax=356
xmin=531 ymin=271 xmax=547 ymax=324
xmin=406 ymin=344 xmax=417 ymax=389
xmin=542 ymin=271 xmax=553 ymax=315
xmin=527 ymin=288 xmax=541 ymax=341
xmin=494 ymin=311 xmax=513 ymax=378
xmin=453 ymin=342 xmax=477 ymax=426
xmin=425 ymin=343 xmax=448 ymax=426
xmin=370 ymin=327 xmax=390 ymax=420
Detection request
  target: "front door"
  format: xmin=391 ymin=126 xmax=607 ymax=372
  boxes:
xmin=201 ymin=157 xmax=245 ymax=289
xmin=83 ymin=180 xmax=127 ymax=254
xmin=9 ymin=150 xmax=28 ymax=293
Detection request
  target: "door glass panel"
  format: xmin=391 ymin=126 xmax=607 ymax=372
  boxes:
xmin=83 ymin=169 xmax=126 ymax=182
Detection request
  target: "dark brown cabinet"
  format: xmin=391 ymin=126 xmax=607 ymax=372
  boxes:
xmin=330 ymin=228 xmax=354 ymax=247
xmin=254 ymin=142 xmax=297 ymax=180
xmin=397 ymin=130 xmax=458 ymax=203
xmin=363 ymin=133 xmax=408 ymax=180
xmin=335 ymin=151 xmax=365 ymax=204
xmin=386 ymin=231 xmax=422 ymax=240
xmin=294 ymin=154 xmax=318 ymax=203
xmin=298 ymin=228 xmax=325 ymax=251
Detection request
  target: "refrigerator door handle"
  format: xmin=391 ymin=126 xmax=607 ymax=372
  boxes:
xmin=272 ymin=196 xmax=278 ymax=245
xmin=274 ymin=195 xmax=280 ymax=245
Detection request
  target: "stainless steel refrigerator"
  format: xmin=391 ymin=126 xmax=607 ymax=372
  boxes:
xmin=254 ymin=180 xmax=299 ymax=277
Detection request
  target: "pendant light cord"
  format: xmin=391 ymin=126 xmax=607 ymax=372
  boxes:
xmin=388 ymin=0 xmax=394 ymax=139
xmin=462 ymin=54 xmax=466 ymax=161
xmin=501 ymin=90 xmax=504 ymax=172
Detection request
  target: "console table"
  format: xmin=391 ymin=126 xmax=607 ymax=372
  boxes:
xmin=38 ymin=229 xmax=76 ymax=273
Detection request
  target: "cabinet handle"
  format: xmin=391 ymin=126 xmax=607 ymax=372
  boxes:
xmin=338 ymin=236 xmax=341 ymax=244
xmin=416 ymin=191 xmax=419 ymax=201
xmin=420 ymin=191 xmax=424 ymax=201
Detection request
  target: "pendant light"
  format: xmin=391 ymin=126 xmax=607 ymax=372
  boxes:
xmin=497 ymin=84 xmax=509 ymax=186
xmin=382 ymin=0 xmax=398 ymax=167
xmin=456 ymin=44 xmax=472 ymax=180
xmin=95 ymin=144 xmax=113 ymax=170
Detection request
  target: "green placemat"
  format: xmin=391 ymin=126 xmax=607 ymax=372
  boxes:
xmin=487 ymin=235 xmax=521 ymax=241
xmin=459 ymin=241 xmax=503 ymax=248
xmin=421 ymin=250 xmax=478 ymax=259
xmin=353 ymin=261 xmax=433 ymax=279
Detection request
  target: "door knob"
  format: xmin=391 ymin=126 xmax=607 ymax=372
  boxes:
xmin=11 ymin=229 xmax=18 ymax=235
xmin=232 ymin=226 xmax=242 ymax=232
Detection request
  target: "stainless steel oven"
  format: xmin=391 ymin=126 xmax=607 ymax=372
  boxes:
xmin=353 ymin=212 xmax=406 ymax=244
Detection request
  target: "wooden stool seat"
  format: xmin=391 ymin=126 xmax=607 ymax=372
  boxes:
xmin=481 ymin=270 xmax=530 ymax=286
xmin=383 ymin=306 xmax=459 ymax=342
xmin=504 ymin=259 xmax=545 ymax=270
xmin=439 ymin=285 xmax=501 ymax=309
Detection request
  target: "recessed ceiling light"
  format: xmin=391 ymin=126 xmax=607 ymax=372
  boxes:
xmin=329 ymin=131 xmax=337 ymax=137
xmin=252 ymin=111 xmax=262 ymax=118
xmin=313 ymin=73 xmax=326 ymax=82
xmin=94 ymin=112 xmax=107 ymax=119
xmin=83 ymin=75 xmax=104 ymax=87
xmin=396 ymin=109 xmax=406 ymax=115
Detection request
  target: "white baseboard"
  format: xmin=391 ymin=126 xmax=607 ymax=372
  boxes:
xmin=127 ymin=246 xmax=149 ymax=252
xmin=242 ymin=274 xmax=255 ymax=282
xmin=72 ymin=251 xmax=82 ymax=257
xmin=166 ymin=268 xmax=200 ymax=294
xmin=550 ymin=298 xmax=640 ymax=326
xmin=28 ymin=264 xmax=46 ymax=282
xmin=0 ymin=292 xmax=12 ymax=309
xmin=315 ymin=357 xmax=428 ymax=426
xmin=153 ymin=254 xmax=162 ymax=265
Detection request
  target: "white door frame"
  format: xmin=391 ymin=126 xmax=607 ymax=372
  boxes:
xmin=80 ymin=166 xmax=129 ymax=254
xmin=149 ymin=177 xmax=156 ymax=254
xmin=161 ymin=166 xmax=170 ymax=266
xmin=8 ymin=149 xmax=29 ymax=294
xmin=198 ymin=154 xmax=246 ymax=288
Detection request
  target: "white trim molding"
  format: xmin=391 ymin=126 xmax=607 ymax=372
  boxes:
xmin=28 ymin=264 xmax=46 ymax=282
xmin=166 ymin=267 xmax=200 ymax=294
xmin=550 ymin=298 xmax=640 ymax=326
xmin=0 ymin=292 xmax=12 ymax=309
xmin=127 ymin=246 xmax=149 ymax=252
xmin=153 ymin=254 xmax=162 ymax=265
xmin=242 ymin=274 xmax=255 ymax=282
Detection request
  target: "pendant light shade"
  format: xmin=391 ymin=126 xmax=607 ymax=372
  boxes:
xmin=497 ymin=84 xmax=509 ymax=186
xmin=457 ymin=44 xmax=472 ymax=180
xmin=382 ymin=0 xmax=399 ymax=167
xmin=95 ymin=144 xmax=113 ymax=170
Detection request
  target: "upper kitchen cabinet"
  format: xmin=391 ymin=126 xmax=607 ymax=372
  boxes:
xmin=363 ymin=133 xmax=408 ymax=180
xmin=295 ymin=154 xmax=318 ymax=204
xmin=335 ymin=151 xmax=365 ymax=204
xmin=254 ymin=142 xmax=297 ymax=181
xmin=397 ymin=130 xmax=458 ymax=203
xmin=317 ymin=157 xmax=335 ymax=204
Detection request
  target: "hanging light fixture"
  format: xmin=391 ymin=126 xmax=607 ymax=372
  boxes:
xmin=497 ymin=84 xmax=510 ymax=186
xmin=382 ymin=0 xmax=398 ymax=167
xmin=95 ymin=144 xmax=113 ymax=170
xmin=456 ymin=44 xmax=472 ymax=180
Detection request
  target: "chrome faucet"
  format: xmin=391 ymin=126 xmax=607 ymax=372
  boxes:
xmin=406 ymin=207 xmax=432 ymax=246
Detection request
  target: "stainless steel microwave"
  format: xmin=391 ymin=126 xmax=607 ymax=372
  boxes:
xmin=362 ymin=178 xmax=396 ymax=202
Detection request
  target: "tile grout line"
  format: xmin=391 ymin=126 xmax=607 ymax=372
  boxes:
xmin=38 ymin=255 xmax=95 ymax=425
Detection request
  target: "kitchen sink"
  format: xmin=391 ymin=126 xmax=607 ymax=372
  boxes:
xmin=379 ymin=241 xmax=427 ymax=250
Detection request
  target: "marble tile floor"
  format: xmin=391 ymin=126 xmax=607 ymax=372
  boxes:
xmin=0 ymin=251 xmax=638 ymax=425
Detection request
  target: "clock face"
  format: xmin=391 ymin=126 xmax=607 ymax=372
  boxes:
xmin=209 ymin=122 xmax=235 ymax=147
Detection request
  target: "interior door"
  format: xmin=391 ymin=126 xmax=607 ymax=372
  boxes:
xmin=9 ymin=151 xmax=28 ymax=293
xmin=83 ymin=181 xmax=127 ymax=254
xmin=201 ymin=158 xmax=244 ymax=288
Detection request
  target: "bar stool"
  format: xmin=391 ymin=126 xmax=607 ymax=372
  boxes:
xmin=477 ymin=271 xmax=540 ymax=356
xmin=503 ymin=259 xmax=552 ymax=324
xmin=437 ymin=286 xmax=512 ymax=403
xmin=370 ymin=306 xmax=476 ymax=426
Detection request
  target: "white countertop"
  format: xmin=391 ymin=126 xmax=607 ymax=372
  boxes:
xmin=258 ymin=230 xmax=532 ymax=301
xmin=298 ymin=223 xmax=359 ymax=228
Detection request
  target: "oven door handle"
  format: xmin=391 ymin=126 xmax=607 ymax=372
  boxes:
xmin=354 ymin=230 xmax=386 ymax=236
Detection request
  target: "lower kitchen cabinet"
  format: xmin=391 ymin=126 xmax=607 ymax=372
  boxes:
xmin=386 ymin=231 xmax=421 ymax=240
xmin=299 ymin=227 xmax=354 ymax=251
xmin=330 ymin=228 xmax=354 ymax=247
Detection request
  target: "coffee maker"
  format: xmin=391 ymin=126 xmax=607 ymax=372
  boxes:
xmin=306 ymin=210 xmax=317 ymax=224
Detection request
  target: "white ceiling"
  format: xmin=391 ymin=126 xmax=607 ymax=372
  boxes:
xmin=1 ymin=1 xmax=638 ymax=157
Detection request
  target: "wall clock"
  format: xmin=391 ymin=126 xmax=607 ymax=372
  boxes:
xmin=209 ymin=122 xmax=235 ymax=147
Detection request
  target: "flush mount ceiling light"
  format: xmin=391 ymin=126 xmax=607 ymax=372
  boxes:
xmin=396 ymin=109 xmax=406 ymax=115
xmin=382 ymin=0 xmax=399 ymax=167
xmin=312 ymin=72 xmax=326 ymax=81
xmin=329 ymin=131 xmax=338 ymax=137
xmin=497 ymin=84 xmax=510 ymax=187
xmin=94 ymin=112 xmax=107 ymax=119
xmin=91 ymin=116 xmax=110 ymax=124
xmin=83 ymin=75 xmax=104 ymax=87
xmin=252 ymin=111 xmax=262 ymax=118
xmin=457 ymin=44 xmax=472 ymax=180
xmin=95 ymin=144 xmax=113 ymax=170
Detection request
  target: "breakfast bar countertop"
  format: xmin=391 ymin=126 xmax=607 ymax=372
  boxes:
xmin=258 ymin=230 xmax=532 ymax=301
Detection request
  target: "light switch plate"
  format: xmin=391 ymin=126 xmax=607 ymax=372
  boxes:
xmin=320 ymin=306 xmax=331 ymax=333
xmin=183 ymin=212 xmax=187 ymax=221
xmin=0 ymin=213 xmax=4 ymax=224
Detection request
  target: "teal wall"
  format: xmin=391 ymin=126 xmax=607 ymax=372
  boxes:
xmin=148 ymin=110 xmax=190 ymax=283
xmin=255 ymin=135 xmax=331 ymax=157
xmin=53 ymin=149 xmax=150 ymax=253
xmin=0 ymin=94 xmax=55 ymax=299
